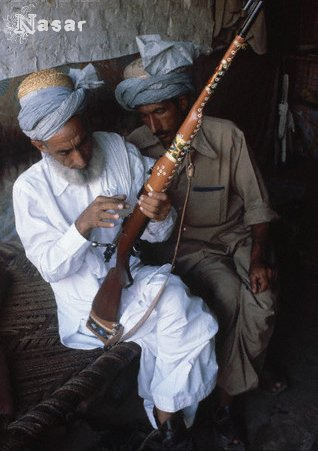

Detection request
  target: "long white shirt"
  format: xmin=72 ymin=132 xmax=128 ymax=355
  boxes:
xmin=13 ymin=131 xmax=218 ymax=426
xmin=13 ymin=132 xmax=176 ymax=348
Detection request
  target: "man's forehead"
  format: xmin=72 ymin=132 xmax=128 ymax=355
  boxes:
xmin=47 ymin=117 xmax=85 ymax=146
xmin=137 ymin=100 xmax=173 ymax=114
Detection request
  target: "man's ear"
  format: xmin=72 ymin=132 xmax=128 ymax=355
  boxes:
xmin=178 ymin=95 xmax=189 ymax=112
xmin=31 ymin=140 xmax=48 ymax=153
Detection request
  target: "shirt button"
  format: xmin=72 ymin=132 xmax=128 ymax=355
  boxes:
xmin=182 ymin=227 xmax=187 ymax=232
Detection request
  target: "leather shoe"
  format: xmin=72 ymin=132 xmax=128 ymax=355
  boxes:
xmin=155 ymin=410 xmax=195 ymax=450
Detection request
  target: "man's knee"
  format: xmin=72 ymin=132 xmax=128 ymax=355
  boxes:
xmin=158 ymin=276 xmax=196 ymax=317
xmin=185 ymin=267 xmax=241 ymax=321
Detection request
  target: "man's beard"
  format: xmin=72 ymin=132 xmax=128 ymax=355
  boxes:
xmin=45 ymin=141 xmax=104 ymax=185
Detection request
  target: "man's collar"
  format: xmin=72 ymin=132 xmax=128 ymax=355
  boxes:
xmin=42 ymin=153 xmax=69 ymax=196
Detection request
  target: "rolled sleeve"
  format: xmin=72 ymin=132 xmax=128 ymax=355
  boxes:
xmin=57 ymin=222 xmax=90 ymax=257
xmin=244 ymin=203 xmax=279 ymax=227
xmin=233 ymin=129 xmax=278 ymax=227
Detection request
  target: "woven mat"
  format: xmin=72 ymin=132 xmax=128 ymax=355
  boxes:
xmin=0 ymin=242 xmax=104 ymax=419
xmin=0 ymin=242 xmax=141 ymax=443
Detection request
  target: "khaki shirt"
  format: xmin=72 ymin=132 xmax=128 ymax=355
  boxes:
xmin=128 ymin=117 xmax=278 ymax=272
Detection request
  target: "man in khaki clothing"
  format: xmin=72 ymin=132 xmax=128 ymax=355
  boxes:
xmin=115 ymin=35 xmax=278 ymax=448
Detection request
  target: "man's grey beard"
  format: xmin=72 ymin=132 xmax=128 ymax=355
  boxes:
xmin=45 ymin=142 xmax=105 ymax=185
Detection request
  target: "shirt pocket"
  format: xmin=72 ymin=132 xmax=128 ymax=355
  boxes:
xmin=185 ymin=187 xmax=225 ymax=227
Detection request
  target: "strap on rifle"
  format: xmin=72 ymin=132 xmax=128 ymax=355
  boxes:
xmin=171 ymin=151 xmax=194 ymax=270
xmin=105 ymin=152 xmax=194 ymax=350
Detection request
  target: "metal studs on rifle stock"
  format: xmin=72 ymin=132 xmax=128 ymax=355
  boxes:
xmin=156 ymin=164 xmax=167 ymax=177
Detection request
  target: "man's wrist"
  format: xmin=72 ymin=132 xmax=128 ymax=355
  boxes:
xmin=251 ymin=238 xmax=268 ymax=261
xmin=75 ymin=219 xmax=89 ymax=239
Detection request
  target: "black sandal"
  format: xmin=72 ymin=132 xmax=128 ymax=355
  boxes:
xmin=259 ymin=370 xmax=288 ymax=395
xmin=213 ymin=405 xmax=246 ymax=450
xmin=153 ymin=409 xmax=196 ymax=451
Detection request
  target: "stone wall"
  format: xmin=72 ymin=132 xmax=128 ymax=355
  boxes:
xmin=0 ymin=0 xmax=213 ymax=81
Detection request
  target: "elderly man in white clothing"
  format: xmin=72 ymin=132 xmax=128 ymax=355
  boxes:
xmin=12 ymin=65 xmax=218 ymax=449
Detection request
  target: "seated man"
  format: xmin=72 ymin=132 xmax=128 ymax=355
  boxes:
xmin=115 ymin=35 xmax=278 ymax=448
xmin=12 ymin=65 xmax=218 ymax=450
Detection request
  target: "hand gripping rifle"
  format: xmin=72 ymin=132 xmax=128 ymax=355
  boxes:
xmin=86 ymin=0 xmax=265 ymax=347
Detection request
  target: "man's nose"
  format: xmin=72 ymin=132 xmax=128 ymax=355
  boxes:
xmin=71 ymin=148 xmax=87 ymax=169
xmin=148 ymin=115 xmax=161 ymax=134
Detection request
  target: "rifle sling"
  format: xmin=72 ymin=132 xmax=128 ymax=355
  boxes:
xmin=105 ymin=152 xmax=195 ymax=350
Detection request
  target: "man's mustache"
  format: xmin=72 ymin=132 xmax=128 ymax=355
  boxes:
xmin=155 ymin=131 xmax=170 ymax=139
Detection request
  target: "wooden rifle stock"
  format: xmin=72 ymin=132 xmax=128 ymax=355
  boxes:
xmin=87 ymin=1 xmax=265 ymax=346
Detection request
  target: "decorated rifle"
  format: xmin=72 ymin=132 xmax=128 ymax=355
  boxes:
xmin=87 ymin=0 xmax=265 ymax=346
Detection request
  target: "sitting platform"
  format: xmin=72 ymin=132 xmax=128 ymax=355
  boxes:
xmin=0 ymin=241 xmax=142 ymax=450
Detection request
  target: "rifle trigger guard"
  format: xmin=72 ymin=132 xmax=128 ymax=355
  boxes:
xmin=103 ymin=243 xmax=117 ymax=262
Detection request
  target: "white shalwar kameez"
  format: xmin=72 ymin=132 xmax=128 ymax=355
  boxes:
xmin=13 ymin=131 xmax=218 ymax=427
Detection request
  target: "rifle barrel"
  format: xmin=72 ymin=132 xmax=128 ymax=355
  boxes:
xmin=239 ymin=1 xmax=264 ymax=38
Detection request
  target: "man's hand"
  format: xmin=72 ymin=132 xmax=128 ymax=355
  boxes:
xmin=75 ymin=195 xmax=129 ymax=238
xmin=138 ymin=191 xmax=171 ymax=221
xmin=249 ymin=260 xmax=276 ymax=294
xmin=249 ymin=223 xmax=277 ymax=294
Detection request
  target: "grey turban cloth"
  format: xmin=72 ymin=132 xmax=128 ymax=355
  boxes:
xmin=115 ymin=35 xmax=200 ymax=110
xmin=18 ymin=64 xmax=104 ymax=141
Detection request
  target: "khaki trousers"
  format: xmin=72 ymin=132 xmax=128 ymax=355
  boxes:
xmin=180 ymin=237 xmax=277 ymax=396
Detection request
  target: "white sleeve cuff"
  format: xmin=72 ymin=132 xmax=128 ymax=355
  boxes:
xmin=57 ymin=222 xmax=91 ymax=257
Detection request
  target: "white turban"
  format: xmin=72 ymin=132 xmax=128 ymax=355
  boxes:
xmin=115 ymin=35 xmax=200 ymax=110
xmin=18 ymin=64 xmax=104 ymax=141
